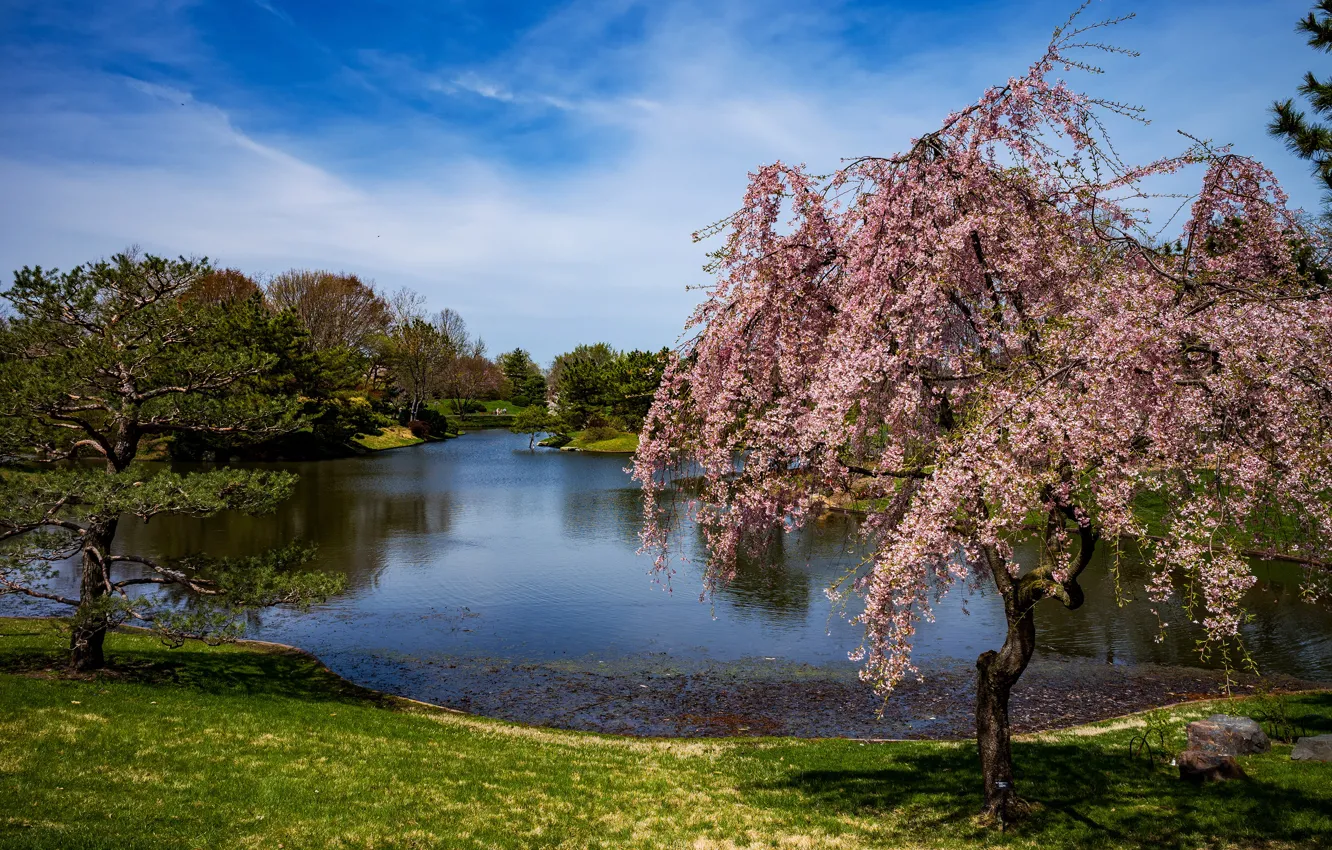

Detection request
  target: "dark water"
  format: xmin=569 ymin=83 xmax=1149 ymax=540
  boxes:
xmin=9 ymin=429 xmax=1332 ymax=682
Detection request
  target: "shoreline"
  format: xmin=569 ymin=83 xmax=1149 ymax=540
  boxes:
xmin=11 ymin=617 xmax=1324 ymax=741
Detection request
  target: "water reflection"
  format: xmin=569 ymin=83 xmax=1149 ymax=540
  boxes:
xmin=116 ymin=454 xmax=458 ymax=592
xmin=5 ymin=429 xmax=1330 ymax=680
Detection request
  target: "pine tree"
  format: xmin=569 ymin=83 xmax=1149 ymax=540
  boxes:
xmin=1271 ymin=1 xmax=1332 ymax=207
xmin=0 ymin=252 xmax=343 ymax=670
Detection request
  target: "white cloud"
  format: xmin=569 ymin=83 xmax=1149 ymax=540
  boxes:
xmin=0 ymin=0 xmax=1322 ymax=363
xmin=450 ymin=72 xmax=516 ymax=103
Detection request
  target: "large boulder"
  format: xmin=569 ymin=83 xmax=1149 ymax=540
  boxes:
xmin=1186 ymin=715 xmax=1271 ymax=756
xmin=1178 ymin=749 xmax=1248 ymax=782
xmin=1291 ymin=734 xmax=1332 ymax=762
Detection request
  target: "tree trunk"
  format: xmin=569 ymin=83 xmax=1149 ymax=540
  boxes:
xmin=975 ymin=598 xmax=1037 ymax=827
xmin=69 ymin=521 xmax=117 ymax=672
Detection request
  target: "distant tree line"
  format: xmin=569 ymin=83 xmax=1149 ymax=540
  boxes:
xmin=157 ymin=264 xmax=515 ymax=456
xmin=1 ymin=252 xmax=672 ymax=462
xmin=0 ymin=249 xmax=671 ymax=668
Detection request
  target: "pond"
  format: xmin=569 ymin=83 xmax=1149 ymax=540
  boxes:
xmin=8 ymin=428 xmax=1331 ymax=736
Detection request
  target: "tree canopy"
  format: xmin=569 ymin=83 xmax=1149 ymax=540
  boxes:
xmin=550 ymin=343 xmax=668 ymax=430
xmin=635 ymin=12 xmax=1332 ymax=825
xmin=0 ymin=252 xmax=343 ymax=670
xmin=1271 ymin=1 xmax=1332 ymax=209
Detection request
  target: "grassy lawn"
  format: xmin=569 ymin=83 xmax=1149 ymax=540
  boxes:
xmin=481 ymin=399 xmax=528 ymax=415
xmin=351 ymin=425 xmax=424 ymax=451
xmin=1 ymin=619 xmax=1330 ymax=850
xmin=429 ymin=400 xmax=529 ymax=416
xmin=562 ymin=429 xmax=640 ymax=453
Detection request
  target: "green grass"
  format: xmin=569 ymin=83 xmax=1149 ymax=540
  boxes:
xmin=2 ymin=618 xmax=1330 ymax=850
xmin=426 ymin=401 xmax=525 ymax=431
xmin=429 ymin=400 xmax=529 ymax=417
xmin=562 ymin=429 xmax=640 ymax=453
xmin=351 ymin=425 xmax=424 ymax=451
xmin=481 ymin=399 xmax=528 ymax=415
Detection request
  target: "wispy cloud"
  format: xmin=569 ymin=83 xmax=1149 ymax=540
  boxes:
xmin=450 ymin=72 xmax=515 ymax=102
xmin=251 ymin=0 xmax=293 ymax=26
xmin=0 ymin=0 xmax=1322 ymax=362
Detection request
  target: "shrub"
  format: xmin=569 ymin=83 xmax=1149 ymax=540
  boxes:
xmin=407 ymin=419 xmax=430 ymax=439
xmin=585 ymin=425 xmax=620 ymax=443
xmin=511 ymin=395 xmax=531 ymax=407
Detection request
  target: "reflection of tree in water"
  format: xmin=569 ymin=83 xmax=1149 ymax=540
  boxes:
xmin=692 ymin=510 xmax=867 ymax=623
xmin=558 ymin=487 xmax=646 ymax=546
xmin=114 ymin=457 xmax=456 ymax=593
xmin=723 ymin=536 xmax=810 ymax=621
xmin=1023 ymin=540 xmax=1332 ymax=679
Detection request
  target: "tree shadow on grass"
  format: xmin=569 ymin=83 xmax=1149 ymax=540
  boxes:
xmin=1291 ymin=691 xmax=1332 ymax=735
xmin=0 ymin=618 xmax=392 ymax=708
xmin=757 ymin=727 xmax=1332 ymax=850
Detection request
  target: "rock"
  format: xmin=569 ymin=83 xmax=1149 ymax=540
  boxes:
xmin=1177 ymin=749 xmax=1248 ymax=782
xmin=1291 ymin=734 xmax=1332 ymax=762
xmin=1186 ymin=714 xmax=1271 ymax=756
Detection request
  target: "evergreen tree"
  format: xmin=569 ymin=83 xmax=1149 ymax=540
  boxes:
xmin=1271 ymin=1 xmax=1332 ymax=207
xmin=0 ymin=252 xmax=343 ymax=670
xmin=496 ymin=347 xmax=548 ymax=405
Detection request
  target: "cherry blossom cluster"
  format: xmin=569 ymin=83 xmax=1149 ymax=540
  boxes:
xmin=634 ymin=18 xmax=1332 ymax=693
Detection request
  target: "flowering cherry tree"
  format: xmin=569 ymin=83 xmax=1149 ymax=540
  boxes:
xmin=633 ymin=10 xmax=1332 ymax=824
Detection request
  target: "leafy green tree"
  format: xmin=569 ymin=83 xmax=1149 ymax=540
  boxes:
xmin=509 ymin=406 xmax=564 ymax=449
xmin=497 ymin=348 xmax=536 ymax=396
xmin=606 ymin=348 xmax=669 ymax=429
xmin=1271 ymin=1 xmax=1332 ymax=207
xmin=497 ymin=347 xmax=547 ymax=405
xmin=170 ymin=297 xmax=376 ymax=460
xmin=0 ymin=252 xmax=343 ymax=670
xmin=550 ymin=343 xmax=617 ymax=428
xmin=520 ymin=370 xmax=549 ymax=407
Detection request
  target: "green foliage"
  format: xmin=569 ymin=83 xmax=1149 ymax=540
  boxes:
xmin=496 ymin=347 xmax=547 ymax=404
xmin=0 ymin=252 xmax=344 ymax=664
xmin=171 ymin=302 xmax=377 ymax=460
xmin=550 ymin=343 xmax=667 ymax=430
xmin=0 ymin=253 xmax=304 ymax=469
xmin=444 ymin=399 xmax=487 ymax=415
xmin=0 ymin=466 xmax=297 ymax=524
xmin=509 ymin=406 xmax=565 ymax=447
xmin=1271 ymin=1 xmax=1332 ymax=209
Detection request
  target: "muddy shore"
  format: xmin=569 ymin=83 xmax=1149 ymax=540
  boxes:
xmin=315 ymin=648 xmax=1327 ymax=739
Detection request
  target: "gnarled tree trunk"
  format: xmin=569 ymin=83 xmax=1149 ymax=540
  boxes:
xmin=974 ymin=518 xmax=1096 ymax=827
xmin=69 ymin=520 xmax=117 ymax=672
xmin=975 ymin=601 xmax=1036 ymax=826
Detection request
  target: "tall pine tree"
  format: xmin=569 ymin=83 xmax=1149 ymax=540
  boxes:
xmin=0 ymin=252 xmax=343 ymax=670
xmin=1271 ymin=1 xmax=1332 ymax=207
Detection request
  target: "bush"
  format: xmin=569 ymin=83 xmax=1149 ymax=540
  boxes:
xmin=585 ymin=425 xmax=620 ymax=443
xmin=511 ymin=395 xmax=531 ymax=407
xmin=407 ymin=420 xmax=430 ymax=439
xmin=414 ymin=406 xmax=450 ymax=436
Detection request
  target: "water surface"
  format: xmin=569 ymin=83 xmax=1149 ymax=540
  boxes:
xmin=11 ymin=429 xmax=1332 ymax=685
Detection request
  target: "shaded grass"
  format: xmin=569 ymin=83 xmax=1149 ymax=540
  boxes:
xmin=2 ymin=618 xmax=1330 ymax=849
xmin=352 ymin=425 xmax=424 ymax=451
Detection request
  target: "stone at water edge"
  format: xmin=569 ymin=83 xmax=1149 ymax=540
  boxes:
xmin=1177 ymin=749 xmax=1248 ymax=783
xmin=1186 ymin=715 xmax=1271 ymax=756
xmin=1291 ymin=734 xmax=1332 ymax=762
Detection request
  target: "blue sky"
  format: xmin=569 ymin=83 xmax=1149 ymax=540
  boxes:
xmin=0 ymin=0 xmax=1323 ymax=363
